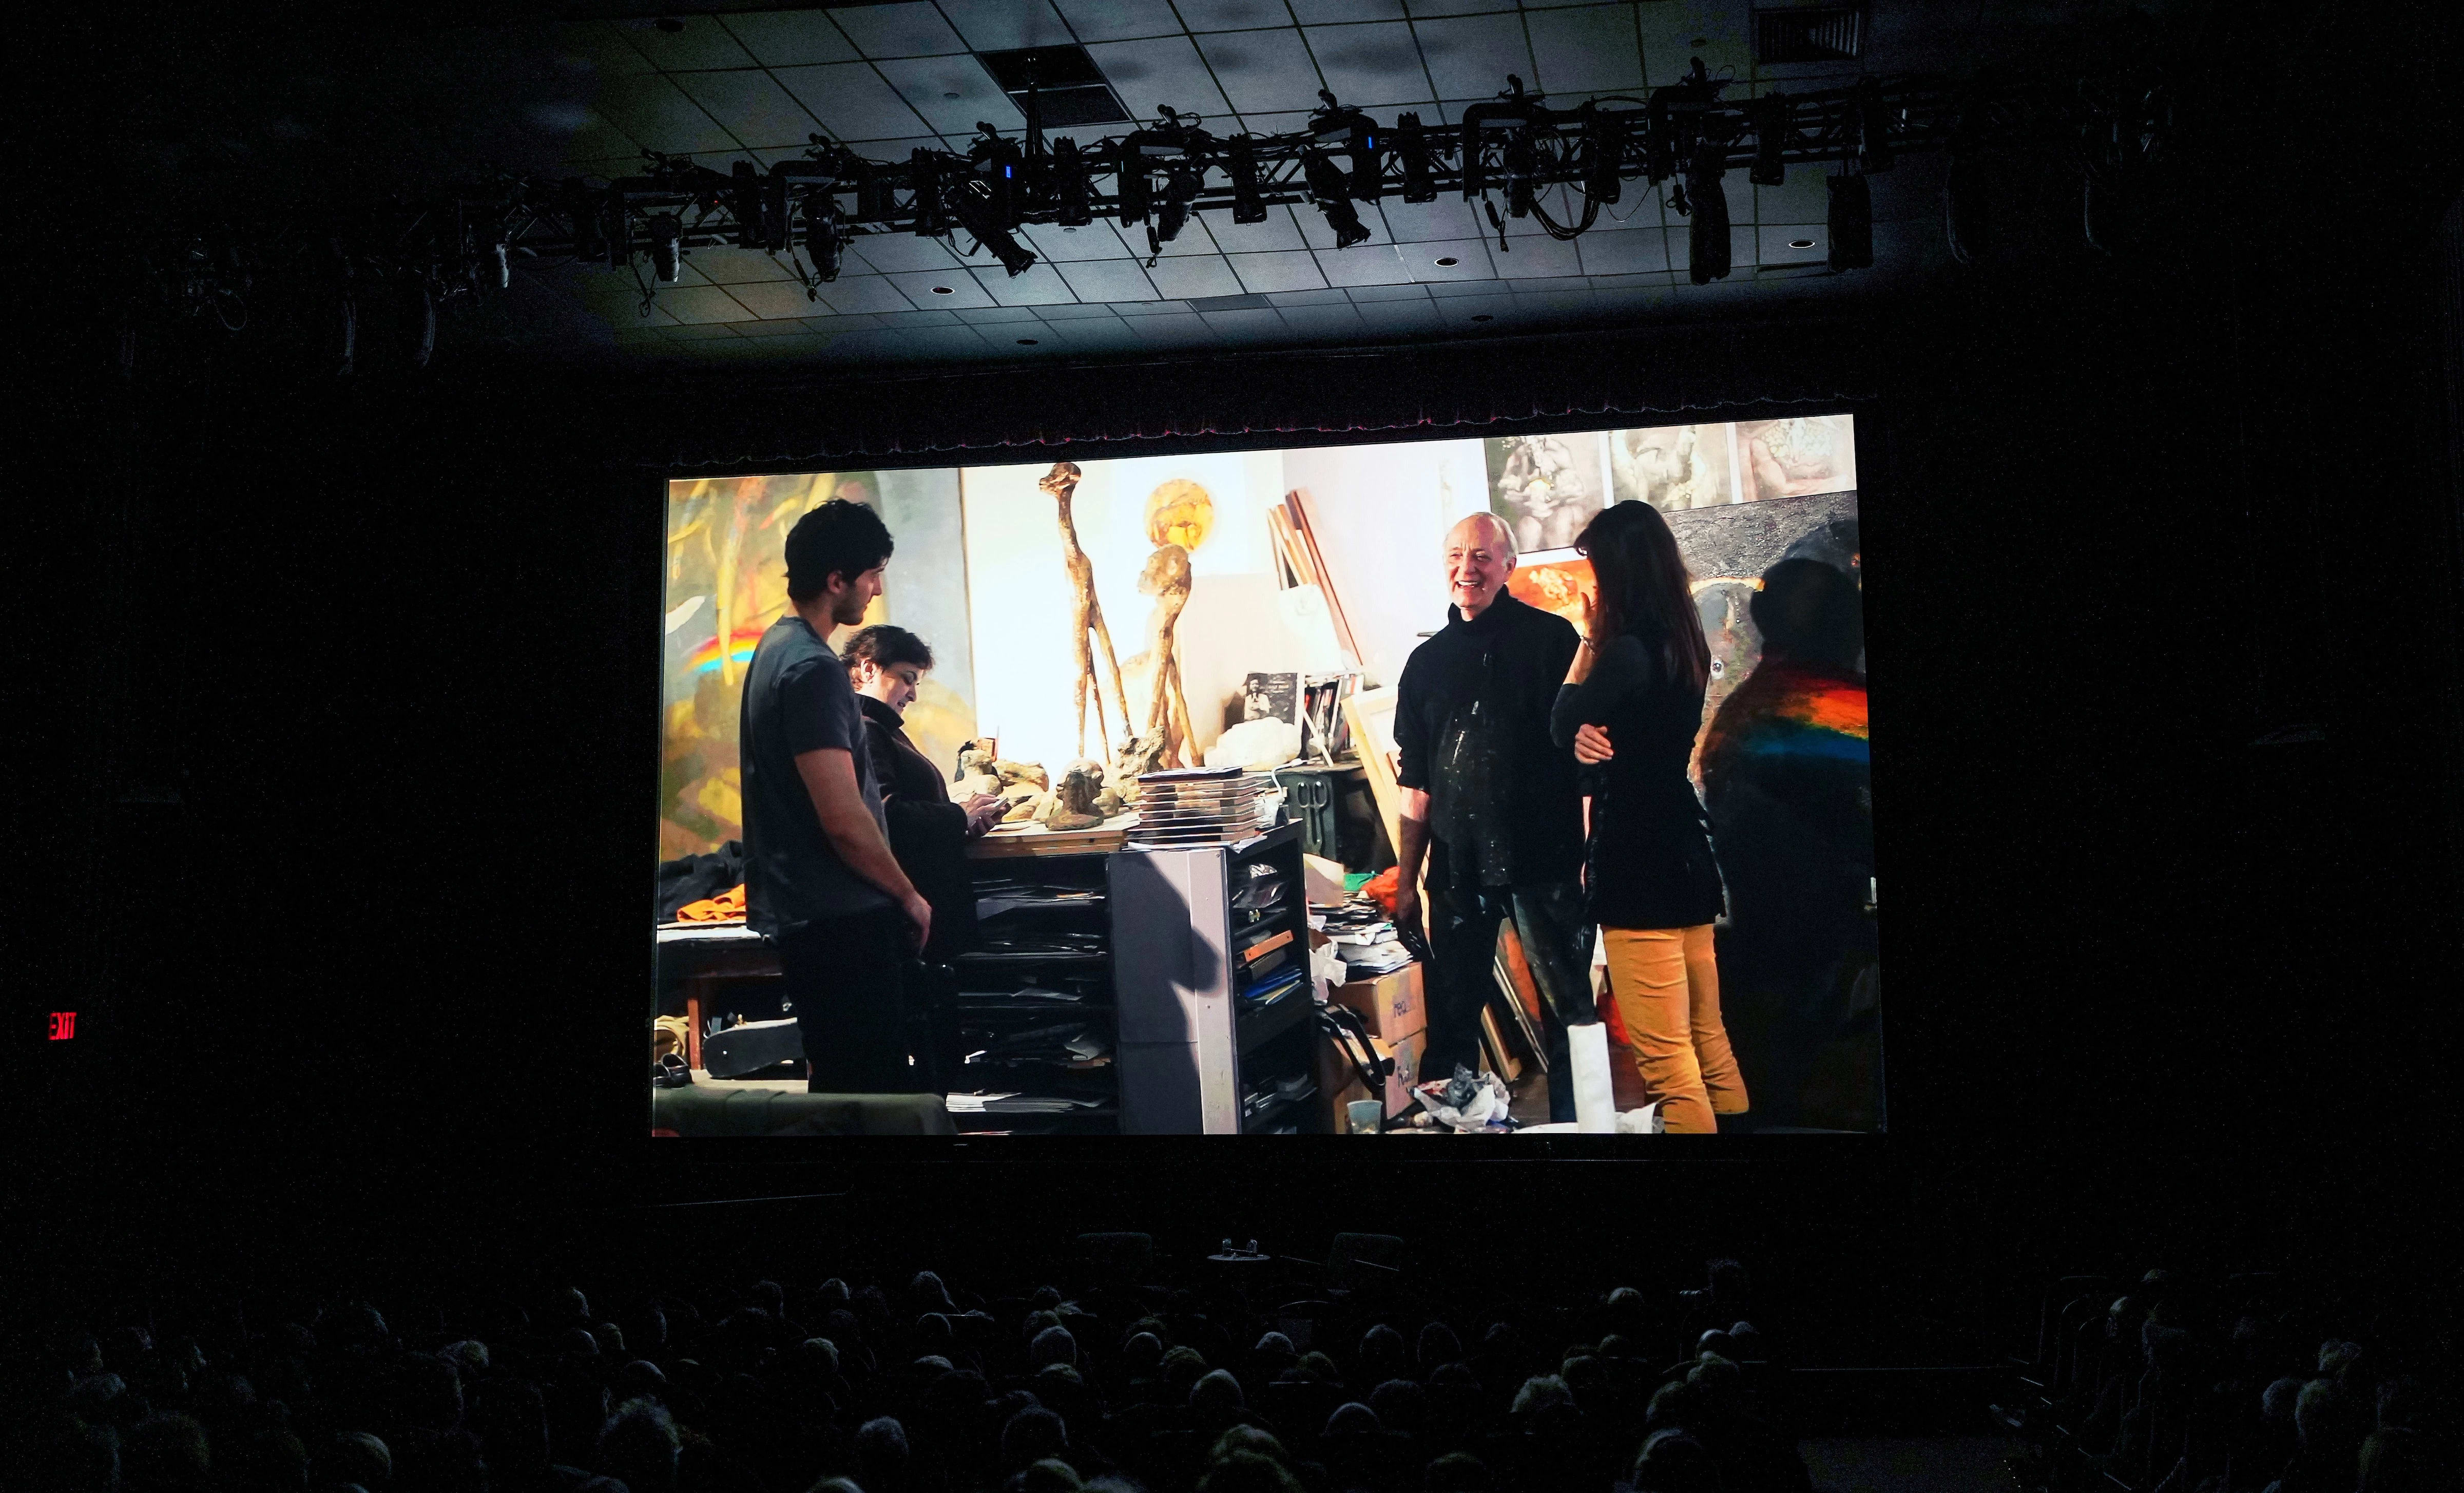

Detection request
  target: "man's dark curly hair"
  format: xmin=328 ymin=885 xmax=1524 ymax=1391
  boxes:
xmin=784 ymin=498 xmax=894 ymax=604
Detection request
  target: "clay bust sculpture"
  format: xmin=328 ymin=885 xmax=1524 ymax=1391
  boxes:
xmin=1040 ymin=461 xmax=1134 ymax=759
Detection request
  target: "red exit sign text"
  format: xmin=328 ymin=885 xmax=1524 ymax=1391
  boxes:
xmin=49 ymin=1012 xmax=76 ymax=1040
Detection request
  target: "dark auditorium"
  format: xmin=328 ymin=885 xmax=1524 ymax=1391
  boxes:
xmin=13 ymin=1 xmax=2464 ymax=1491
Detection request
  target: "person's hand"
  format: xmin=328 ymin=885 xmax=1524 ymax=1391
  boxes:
xmin=961 ymin=792 xmax=1006 ymax=837
xmin=1577 ymin=585 xmax=1600 ymax=638
xmin=1394 ymin=878 xmax=1424 ymax=944
xmin=1573 ymin=722 xmax=1615 ymax=764
xmin=899 ymin=892 xmax=933 ymax=952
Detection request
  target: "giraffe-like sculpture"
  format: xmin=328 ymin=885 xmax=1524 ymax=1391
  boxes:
xmin=1040 ymin=461 xmax=1133 ymax=760
xmin=1137 ymin=542 xmax=1196 ymax=767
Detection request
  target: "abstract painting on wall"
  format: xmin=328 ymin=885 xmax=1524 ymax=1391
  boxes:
xmin=658 ymin=470 xmax=975 ymax=860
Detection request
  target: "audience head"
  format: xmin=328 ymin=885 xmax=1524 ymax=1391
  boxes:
xmin=1161 ymin=1346 xmax=1209 ymax=1394
xmin=2358 ymin=1427 xmax=2433 ymax=1493
xmin=1002 ymin=1406 xmax=1068 ymax=1471
xmin=854 ymin=1415 xmax=911 ymax=1493
xmin=1191 ymin=1368 xmax=1245 ymax=1415
xmin=1416 ymin=1322 xmax=1463 ymax=1375
xmin=1325 ymin=1401 xmax=1382 ymax=1441
xmin=329 ymin=1431 xmax=392 ymax=1488
xmin=1370 ymin=1379 xmax=1427 ymax=1437
xmin=1122 ymin=1332 xmax=1163 ymax=1377
xmin=1011 ymin=1458 xmax=1085 ymax=1493
xmin=1632 ymin=1428 xmax=1720 ymax=1493
xmin=1360 ymin=1324 xmax=1409 ymax=1385
xmin=1511 ymin=1376 xmax=1572 ymax=1419
xmin=1031 ymin=1326 xmax=1077 ymax=1371
xmin=599 ymin=1398 xmax=681 ymax=1493
xmin=1197 ymin=1450 xmax=1305 ymax=1493
xmin=2263 ymin=1376 xmax=2305 ymax=1426
xmin=124 ymin=1413 xmax=212 ymax=1493
xmin=1423 ymin=1451 xmax=1494 ymax=1493
xmin=1209 ymin=1426 xmax=1292 ymax=1466
xmin=472 ymin=1380 xmax=550 ymax=1473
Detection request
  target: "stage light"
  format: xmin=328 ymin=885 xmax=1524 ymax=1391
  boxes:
xmin=731 ymin=162 xmax=764 ymax=248
xmin=1227 ymin=135 xmax=1268 ymax=223
xmin=1750 ymin=93 xmax=1788 ymax=186
xmin=762 ymin=171 xmax=791 ymax=253
xmin=1350 ymin=118 xmax=1383 ymax=202
xmin=1643 ymin=96 xmax=1675 ymax=186
xmin=1115 ymin=139 xmax=1151 ymax=229
xmin=1856 ymin=80 xmax=1894 ymax=172
xmin=1827 ymin=171 xmax=1873 ymax=270
xmin=1049 ymin=138 xmax=1093 ymax=227
xmin=949 ymin=175 xmax=1038 ymax=276
xmin=1685 ymin=143 xmax=1729 ymax=283
xmin=604 ymin=191 xmax=630 ymax=270
xmin=801 ymin=194 xmax=844 ymax=281
xmin=1304 ymin=152 xmax=1372 ymax=249
xmin=972 ymin=126 xmax=1025 ymax=228
xmin=911 ymin=148 xmax=948 ymax=238
xmin=1397 ymin=112 xmax=1435 ymax=203
xmin=563 ymin=178 xmax=602 ymax=263
xmin=648 ymin=215 xmax=681 ymax=282
xmin=1581 ymin=107 xmax=1626 ymax=203
xmin=1943 ymin=151 xmax=1988 ymax=265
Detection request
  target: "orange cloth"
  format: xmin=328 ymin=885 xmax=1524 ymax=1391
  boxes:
xmin=1599 ymin=925 xmax=1748 ymax=1133
xmin=1361 ymin=866 xmax=1400 ymax=914
xmin=677 ymin=883 xmax=747 ymax=923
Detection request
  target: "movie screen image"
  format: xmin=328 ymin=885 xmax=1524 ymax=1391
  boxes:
xmin=652 ymin=418 xmax=1873 ymax=1137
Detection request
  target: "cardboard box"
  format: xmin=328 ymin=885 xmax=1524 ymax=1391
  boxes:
xmin=1316 ymin=1034 xmax=1374 ymax=1133
xmin=1316 ymin=1022 xmax=1425 ymax=1129
xmin=1333 ymin=963 xmax=1426 ymax=1042
xmin=1378 ymin=1029 xmax=1426 ymax=1117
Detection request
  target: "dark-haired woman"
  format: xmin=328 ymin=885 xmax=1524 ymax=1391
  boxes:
xmin=1549 ymin=502 xmax=1749 ymax=1133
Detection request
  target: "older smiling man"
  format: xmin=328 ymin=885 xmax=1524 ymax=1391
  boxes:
xmin=1392 ymin=512 xmax=1595 ymax=1116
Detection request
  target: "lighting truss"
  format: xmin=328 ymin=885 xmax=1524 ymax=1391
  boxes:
xmin=128 ymin=65 xmax=2172 ymax=353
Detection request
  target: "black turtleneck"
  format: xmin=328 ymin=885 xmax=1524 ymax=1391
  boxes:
xmin=1392 ymin=590 xmax=1584 ymax=889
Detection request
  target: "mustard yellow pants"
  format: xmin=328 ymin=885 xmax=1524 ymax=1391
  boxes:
xmin=1600 ymin=925 xmax=1749 ymax=1133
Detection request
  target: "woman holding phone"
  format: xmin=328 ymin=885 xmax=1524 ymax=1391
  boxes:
xmin=1550 ymin=502 xmax=1750 ymax=1133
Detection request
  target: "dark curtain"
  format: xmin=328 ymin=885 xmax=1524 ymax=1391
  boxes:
xmin=628 ymin=316 xmax=1879 ymax=470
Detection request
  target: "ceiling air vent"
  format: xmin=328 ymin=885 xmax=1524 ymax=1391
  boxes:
xmin=977 ymin=46 xmax=1133 ymax=129
xmin=1754 ymin=7 xmax=1864 ymax=65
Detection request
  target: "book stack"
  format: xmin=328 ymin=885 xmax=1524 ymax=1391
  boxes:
xmin=1128 ymin=767 xmax=1273 ymax=847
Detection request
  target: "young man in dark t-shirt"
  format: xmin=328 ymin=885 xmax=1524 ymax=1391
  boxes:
xmin=740 ymin=498 xmax=933 ymax=1094
xmin=1391 ymin=512 xmax=1594 ymax=1117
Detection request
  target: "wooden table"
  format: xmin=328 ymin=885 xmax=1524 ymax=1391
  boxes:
xmin=656 ymin=923 xmax=778 ymax=1070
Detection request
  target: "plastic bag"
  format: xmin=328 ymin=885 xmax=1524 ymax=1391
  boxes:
xmin=1414 ymin=1065 xmax=1516 ymax=1132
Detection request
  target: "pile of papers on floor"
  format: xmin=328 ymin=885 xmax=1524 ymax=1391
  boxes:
xmin=1313 ymin=897 xmax=1413 ymax=979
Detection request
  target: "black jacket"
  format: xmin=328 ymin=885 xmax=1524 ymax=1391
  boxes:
xmin=858 ymin=694 xmax=977 ymax=961
xmin=1550 ymin=630 xmax=1725 ymax=929
xmin=1393 ymin=592 xmax=1585 ymax=888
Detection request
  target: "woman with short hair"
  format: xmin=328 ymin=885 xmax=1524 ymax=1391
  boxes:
xmin=844 ymin=624 xmax=1005 ymax=964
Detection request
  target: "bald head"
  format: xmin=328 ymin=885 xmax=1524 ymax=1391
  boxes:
xmin=1444 ymin=512 xmax=1517 ymax=619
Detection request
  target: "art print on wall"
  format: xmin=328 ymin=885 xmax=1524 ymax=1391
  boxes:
xmin=1484 ymin=432 xmax=1607 ymax=556
xmin=1610 ymin=423 xmax=1736 ymax=511
xmin=1735 ymin=414 xmax=1858 ymax=503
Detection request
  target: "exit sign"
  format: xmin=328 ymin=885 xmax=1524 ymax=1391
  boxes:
xmin=49 ymin=1012 xmax=76 ymax=1040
